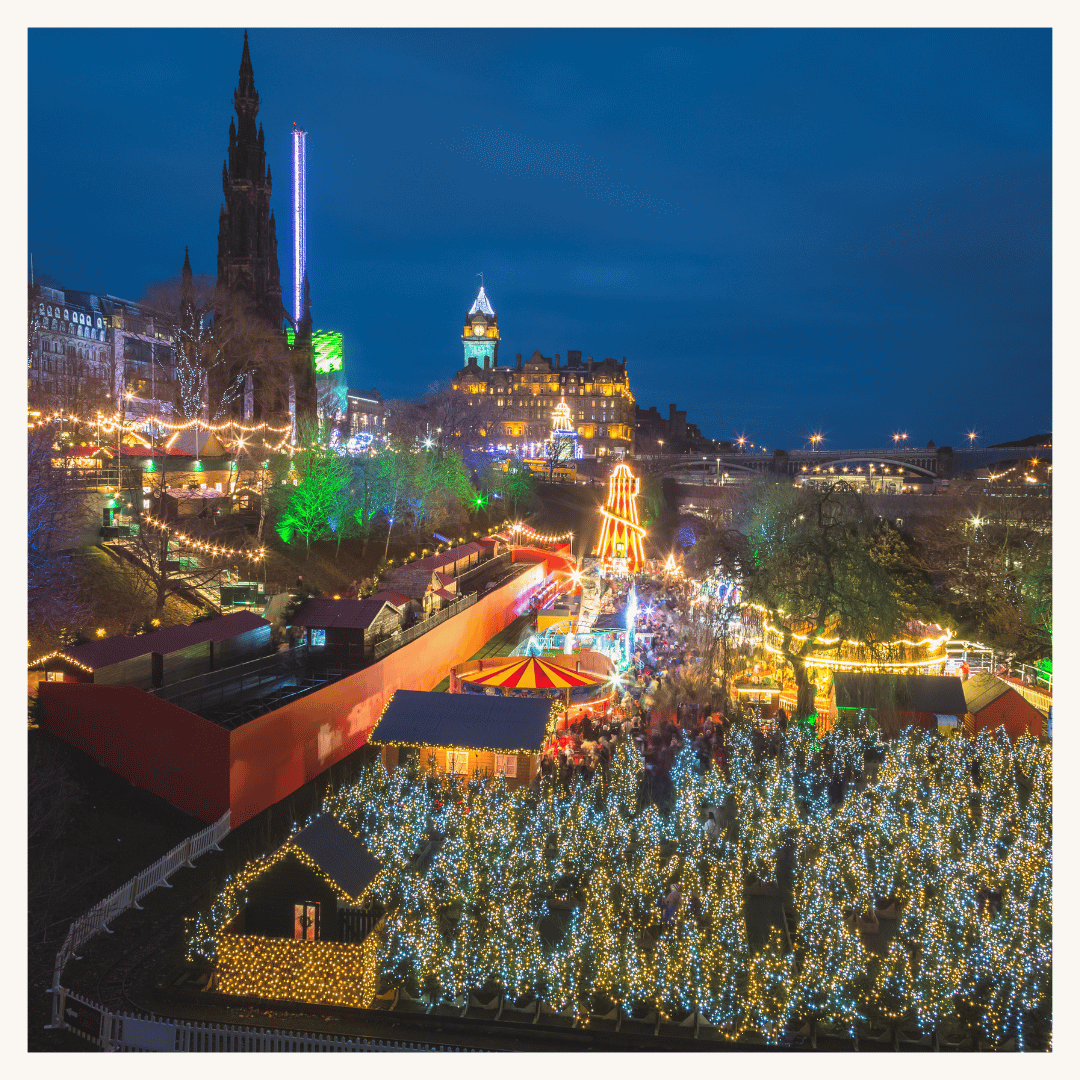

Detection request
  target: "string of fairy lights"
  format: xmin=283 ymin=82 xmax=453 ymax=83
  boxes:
xmin=138 ymin=514 xmax=267 ymax=561
xmin=186 ymin=724 xmax=1051 ymax=1049
xmin=511 ymin=523 xmax=575 ymax=544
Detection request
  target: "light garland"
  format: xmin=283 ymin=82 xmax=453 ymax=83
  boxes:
xmin=138 ymin=514 xmax=267 ymax=561
xmin=27 ymin=649 xmax=94 ymax=673
xmin=512 ymin=523 xmax=575 ymax=544
xmin=186 ymin=707 xmax=1051 ymax=1050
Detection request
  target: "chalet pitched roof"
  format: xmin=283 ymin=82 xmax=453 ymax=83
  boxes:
xmin=59 ymin=611 xmax=268 ymax=670
xmin=161 ymin=429 xmax=230 ymax=457
xmin=962 ymin=672 xmax=1017 ymax=714
xmin=369 ymin=590 xmax=412 ymax=609
xmin=832 ymin=673 xmax=967 ymax=715
xmin=289 ymin=814 xmax=381 ymax=901
xmin=371 ymin=689 xmax=551 ymax=752
xmin=291 ymin=597 xmax=397 ymax=631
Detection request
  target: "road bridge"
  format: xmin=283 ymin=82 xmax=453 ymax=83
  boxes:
xmin=644 ymin=444 xmax=1049 ymax=482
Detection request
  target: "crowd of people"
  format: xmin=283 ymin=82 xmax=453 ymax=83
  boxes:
xmin=535 ymin=574 xmax=786 ymax=802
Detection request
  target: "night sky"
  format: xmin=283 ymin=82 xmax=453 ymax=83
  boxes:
xmin=28 ymin=28 xmax=1050 ymax=451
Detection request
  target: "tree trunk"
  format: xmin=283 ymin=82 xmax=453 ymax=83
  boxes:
xmin=791 ymin=658 xmax=816 ymax=721
xmin=154 ymin=579 xmax=169 ymax=618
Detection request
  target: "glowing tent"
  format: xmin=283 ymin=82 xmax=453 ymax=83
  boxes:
xmin=457 ymin=656 xmax=608 ymax=703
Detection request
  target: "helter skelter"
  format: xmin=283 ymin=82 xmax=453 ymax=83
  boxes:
xmin=595 ymin=462 xmax=646 ymax=574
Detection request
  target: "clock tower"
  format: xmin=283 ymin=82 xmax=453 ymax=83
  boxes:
xmin=462 ymin=285 xmax=499 ymax=369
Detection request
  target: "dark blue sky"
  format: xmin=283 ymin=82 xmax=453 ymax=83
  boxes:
xmin=28 ymin=28 xmax=1050 ymax=450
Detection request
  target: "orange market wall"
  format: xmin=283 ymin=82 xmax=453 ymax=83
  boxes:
xmin=37 ymin=682 xmax=230 ymax=823
xmin=512 ymin=545 xmax=578 ymax=578
xmin=228 ymin=560 xmax=548 ymax=826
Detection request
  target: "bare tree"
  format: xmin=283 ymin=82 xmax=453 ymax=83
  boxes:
xmin=27 ymin=426 xmax=94 ymax=637
xmin=142 ymin=276 xmax=296 ymax=424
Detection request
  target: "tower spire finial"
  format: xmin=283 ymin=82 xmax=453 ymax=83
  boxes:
xmin=236 ymin=29 xmax=256 ymax=101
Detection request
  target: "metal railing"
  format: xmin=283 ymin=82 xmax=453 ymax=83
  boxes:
xmin=49 ymin=811 xmax=231 ymax=1031
xmin=57 ymin=984 xmax=479 ymax=1052
xmin=373 ymin=592 xmax=478 ymax=662
xmin=149 ymin=645 xmax=309 ymax=705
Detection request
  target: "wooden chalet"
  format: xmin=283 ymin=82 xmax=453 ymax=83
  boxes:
xmin=961 ymin=672 xmax=1046 ymax=742
xmin=290 ymin=596 xmax=404 ymax=665
xmin=32 ymin=611 xmax=271 ymax=691
xmin=831 ymin=672 xmax=968 ymax=738
xmin=215 ymin=814 xmax=384 ymax=1009
xmin=369 ymin=689 xmax=554 ymax=791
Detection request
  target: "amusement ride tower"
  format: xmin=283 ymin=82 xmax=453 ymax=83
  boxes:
xmin=595 ymin=462 xmax=646 ymax=574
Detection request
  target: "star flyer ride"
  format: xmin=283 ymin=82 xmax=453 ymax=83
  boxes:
xmin=595 ymin=462 xmax=646 ymax=575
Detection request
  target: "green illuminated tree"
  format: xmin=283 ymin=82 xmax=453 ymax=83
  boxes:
xmin=276 ymin=425 xmax=350 ymax=556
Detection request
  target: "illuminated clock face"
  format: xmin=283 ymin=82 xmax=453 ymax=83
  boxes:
xmin=472 ymin=324 xmax=485 ymax=337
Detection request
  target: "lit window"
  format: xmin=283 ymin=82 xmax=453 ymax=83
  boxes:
xmin=294 ymin=902 xmax=320 ymax=940
xmin=447 ymin=750 xmax=469 ymax=775
xmin=311 ymin=629 xmax=326 ymax=646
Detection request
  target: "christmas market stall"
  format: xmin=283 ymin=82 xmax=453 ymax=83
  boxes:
xmin=961 ymin=671 xmax=1047 ymax=742
xmin=368 ymin=689 xmax=555 ymax=790
xmin=830 ymin=672 xmax=968 ymax=739
xmin=200 ymin=814 xmax=385 ymax=1009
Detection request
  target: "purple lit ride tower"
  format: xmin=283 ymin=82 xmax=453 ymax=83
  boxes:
xmin=214 ymin=31 xmax=314 ymax=423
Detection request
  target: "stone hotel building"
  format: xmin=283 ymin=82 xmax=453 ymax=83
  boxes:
xmin=452 ymin=286 xmax=635 ymax=458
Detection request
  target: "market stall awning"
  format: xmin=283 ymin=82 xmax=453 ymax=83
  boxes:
xmin=459 ymin=656 xmax=607 ymax=690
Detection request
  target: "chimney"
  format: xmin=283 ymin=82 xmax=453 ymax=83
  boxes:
xmin=554 ymin=353 xmax=560 ymax=368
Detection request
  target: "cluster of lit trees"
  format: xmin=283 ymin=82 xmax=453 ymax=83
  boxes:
xmin=190 ymin=721 xmax=1051 ymax=1048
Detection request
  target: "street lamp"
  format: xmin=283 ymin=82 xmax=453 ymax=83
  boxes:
xmin=967 ymin=430 xmax=978 ymax=448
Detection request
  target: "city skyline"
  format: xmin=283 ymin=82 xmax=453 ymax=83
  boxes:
xmin=28 ymin=27 xmax=1051 ymax=449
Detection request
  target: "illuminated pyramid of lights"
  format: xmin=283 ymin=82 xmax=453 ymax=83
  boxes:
xmin=595 ymin=462 xmax=646 ymax=573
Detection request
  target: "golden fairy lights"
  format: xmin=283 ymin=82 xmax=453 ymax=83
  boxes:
xmin=138 ymin=514 xmax=266 ymax=561
xmin=511 ymin=522 xmax=575 ymax=544
xmin=27 ymin=649 xmax=94 ymax=673
xmin=215 ymin=933 xmax=379 ymax=1010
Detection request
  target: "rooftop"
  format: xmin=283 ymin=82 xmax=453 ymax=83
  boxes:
xmin=57 ymin=611 xmax=269 ymax=671
xmin=371 ymin=689 xmax=552 ymax=752
xmin=289 ymin=814 xmax=381 ymax=901
xmin=833 ymin=672 xmax=967 ymax=715
xmin=962 ymin=671 xmax=1018 ymax=714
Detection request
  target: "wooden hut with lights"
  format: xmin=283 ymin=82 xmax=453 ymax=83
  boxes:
xmin=291 ymin=596 xmax=404 ymax=665
xmin=213 ymin=814 xmax=384 ymax=1009
xmin=961 ymin=672 xmax=1046 ymax=742
xmin=31 ymin=611 xmax=271 ymax=691
xmin=369 ymin=689 xmax=554 ymax=790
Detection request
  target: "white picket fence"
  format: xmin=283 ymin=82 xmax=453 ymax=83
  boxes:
xmin=55 ymin=986 xmax=476 ymax=1052
xmin=49 ymin=811 xmax=231 ymax=1031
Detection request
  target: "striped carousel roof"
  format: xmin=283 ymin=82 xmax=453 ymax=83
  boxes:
xmin=459 ymin=656 xmax=607 ymax=690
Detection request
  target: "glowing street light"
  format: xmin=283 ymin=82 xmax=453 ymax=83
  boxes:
xmin=967 ymin=430 xmax=978 ymax=447
xmin=808 ymin=433 xmax=823 ymax=451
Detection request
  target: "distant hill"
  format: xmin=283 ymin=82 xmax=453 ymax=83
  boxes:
xmin=988 ymin=433 xmax=1051 ymax=449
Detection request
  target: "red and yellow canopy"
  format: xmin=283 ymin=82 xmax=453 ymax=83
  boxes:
xmin=460 ymin=657 xmax=607 ymax=690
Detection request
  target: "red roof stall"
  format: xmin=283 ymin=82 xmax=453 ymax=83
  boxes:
xmin=962 ymin=672 xmax=1046 ymax=742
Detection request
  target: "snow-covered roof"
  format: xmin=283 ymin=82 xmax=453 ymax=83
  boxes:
xmin=468 ymin=286 xmax=496 ymax=317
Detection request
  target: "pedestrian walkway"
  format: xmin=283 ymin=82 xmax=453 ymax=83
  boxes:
xmin=430 ymin=613 xmax=535 ymax=691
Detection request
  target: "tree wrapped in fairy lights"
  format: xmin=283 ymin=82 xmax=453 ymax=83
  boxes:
xmin=189 ymin=723 xmax=1051 ymax=1049
xmin=595 ymin=462 xmax=646 ymax=573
